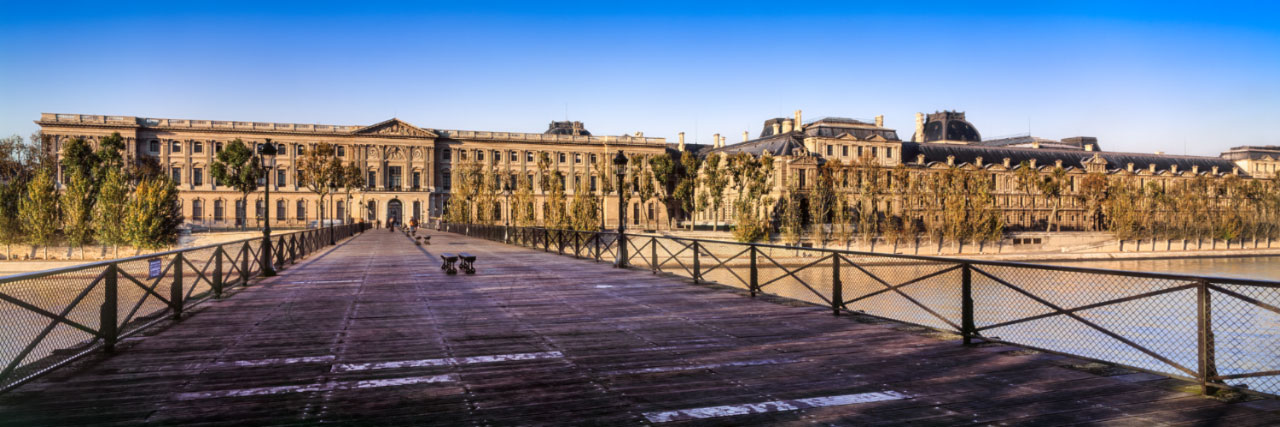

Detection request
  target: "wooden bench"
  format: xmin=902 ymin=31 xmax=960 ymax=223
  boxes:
xmin=458 ymin=252 xmax=477 ymax=275
xmin=416 ymin=235 xmax=430 ymax=246
xmin=440 ymin=253 xmax=459 ymax=275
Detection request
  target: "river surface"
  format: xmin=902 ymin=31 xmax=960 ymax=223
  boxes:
xmin=1040 ymin=256 xmax=1280 ymax=281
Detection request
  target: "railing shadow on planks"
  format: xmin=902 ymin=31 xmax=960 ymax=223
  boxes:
xmin=0 ymin=223 xmax=370 ymax=394
xmin=442 ymin=223 xmax=1280 ymax=400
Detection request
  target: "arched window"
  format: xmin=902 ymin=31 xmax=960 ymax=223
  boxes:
xmin=277 ymin=200 xmax=286 ymax=220
xmin=296 ymin=200 xmax=306 ymax=221
xmin=336 ymin=201 xmax=345 ymax=221
xmin=192 ymin=199 xmax=203 ymax=220
xmin=367 ymin=201 xmax=377 ymax=220
xmin=214 ymin=200 xmax=224 ymax=221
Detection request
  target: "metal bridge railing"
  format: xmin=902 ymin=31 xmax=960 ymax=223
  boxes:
xmin=0 ymin=223 xmax=370 ymax=394
xmin=444 ymin=223 xmax=1280 ymax=399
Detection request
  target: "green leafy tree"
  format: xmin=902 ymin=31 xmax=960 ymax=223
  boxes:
xmin=20 ymin=168 xmax=60 ymax=259
xmin=544 ymin=171 xmax=568 ymax=229
xmin=0 ymin=175 xmax=25 ymax=259
xmin=650 ymin=153 xmax=681 ymax=230
xmin=95 ymin=132 xmax=126 ymax=182
xmin=210 ymin=139 xmax=262 ymax=230
xmin=94 ymin=168 xmax=130 ymax=258
xmin=61 ymin=137 xmax=98 ymax=182
xmin=702 ymin=153 xmax=728 ymax=229
xmin=676 ymin=151 xmax=701 ymax=230
xmin=780 ymin=181 xmax=805 ymax=247
xmin=61 ymin=170 xmax=95 ymax=258
xmin=125 ymin=176 xmax=182 ymax=250
xmin=300 ymin=142 xmax=342 ymax=226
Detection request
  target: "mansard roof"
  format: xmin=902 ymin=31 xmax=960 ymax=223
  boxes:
xmin=350 ymin=118 xmax=438 ymax=138
xmin=702 ymin=131 xmax=807 ymax=158
xmin=900 ymin=142 xmax=1241 ymax=175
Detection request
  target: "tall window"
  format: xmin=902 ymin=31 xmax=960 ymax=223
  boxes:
xmin=842 ymin=146 xmax=848 ymax=156
xmin=235 ymin=200 xmax=245 ymax=223
xmin=277 ymin=169 xmax=285 ymax=188
xmin=412 ymin=201 xmax=421 ymax=221
xmin=367 ymin=201 xmax=377 ymax=220
xmin=475 ymin=150 xmax=484 ymax=161
xmin=574 ymin=153 xmax=581 ymax=163
xmin=336 ymin=146 xmax=345 ymax=157
xmin=214 ymin=200 xmax=224 ymax=221
xmin=510 ymin=151 xmax=517 ymax=162
xmin=441 ymin=148 xmax=451 ymax=161
xmin=590 ymin=176 xmax=597 ymax=192
xmin=277 ymin=145 xmax=286 ymax=156
xmin=590 ymin=154 xmax=597 ymax=164
xmin=149 ymin=140 xmax=160 ymax=153
xmin=215 ymin=142 xmax=223 ymax=152
xmin=171 ymin=167 xmax=182 ymax=184
xmin=826 ymin=145 xmax=833 ymax=156
xmin=442 ymin=170 xmax=451 ymax=189
xmin=296 ymin=200 xmax=306 ymax=221
xmin=277 ymin=200 xmax=286 ymax=220
xmin=387 ymin=166 xmax=402 ymax=189
xmin=193 ymin=142 xmax=204 ymax=153
xmin=192 ymin=200 xmax=203 ymax=220
xmin=255 ymin=200 xmax=264 ymax=218
xmin=171 ymin=141 xmax=182 ymax=153
xmin=192 ymin=168 xmax=203 ymax=186
xmin=367 ymin=171 xmax=376 ymax=188
xmin=336 ymin=201 xmax=344 ymax=221
xmin=526 ymin=151 xmax=534 ymax=162
xmin=558 ymin=152 xmax=566 ymax=163
xmin=412 ymin=171 xmax=421 ymax=189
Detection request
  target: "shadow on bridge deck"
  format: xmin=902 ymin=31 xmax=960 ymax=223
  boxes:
xmin=1 ymin=229 xmax=1278 ymax=425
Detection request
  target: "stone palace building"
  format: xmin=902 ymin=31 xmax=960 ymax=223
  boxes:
xmin=36 ymin=110 xmax=1278 ymax=232
xmin=36 ymin=113 xmax=668 ymax=229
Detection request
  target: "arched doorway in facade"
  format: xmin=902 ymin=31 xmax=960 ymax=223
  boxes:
xmin=387 ymin=199 xmax=403 ymax=225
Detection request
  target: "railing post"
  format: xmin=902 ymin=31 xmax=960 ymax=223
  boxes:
xmin=276 ymin=236 xmax=285 ymax=268
xmin=962 ymin=263 xmax=976 ymax=346
xmin=171 ymin=253 xmax=184 ymax=320
xmin=212 ymin=248 xmax=224 ymax=299
xmin=1197 ymin=279 xmax=1222 ymax=395
xmin=290 ymin=235 xmax=298 ymax=263
xmin=749 ymin=246 xmax=758 ymax=297
xmin=617 ymin=232 xmax=627 ymax=268
xmin=651 ymin=236 xmax=658 ymax=274
xmin=692 ymin=241 xmax=700 ymax=284
xmin=831 ymin=253 xmax=842 ymax=316
xmin=100 ymin=264 xmax=118 ymax=353
xmin=240 ymin=242 xmax=250 ymax=285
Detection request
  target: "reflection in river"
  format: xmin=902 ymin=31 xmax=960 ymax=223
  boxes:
xmin=1042 ymin=256 xmax=1280 ymax=281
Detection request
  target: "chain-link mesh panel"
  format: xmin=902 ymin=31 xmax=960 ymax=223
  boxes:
xmin=697 ymin=241 xmax=751 ymax=289
xmin=973 ymin=265 xmax=1199 ymax=378
xmin=841 ymin=255 xmax=963 ymax=332
xmin=0 ymin=265 xmax=107 ymax=391
xmin=755 ymin=247 xmax=832 ymax=306
xmin=115 ymin=257 xmax=174 ymax=336
xmin=651 ymin=238 xmax=694 ymax=279
xmin=1210 ymin=283 xmax=1280 ymax=395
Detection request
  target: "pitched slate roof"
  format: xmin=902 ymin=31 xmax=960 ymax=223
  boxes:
xmin=701 ymin=132 xmax=807 ymax=158
xmin=900 ymin=142 xmax=1240 ymax=174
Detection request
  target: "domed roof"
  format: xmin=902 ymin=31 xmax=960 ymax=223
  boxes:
xmin=545 ymin=121 xmax=591 ymax=136
xmin=919 ymin=111 xmax=981 ymax=143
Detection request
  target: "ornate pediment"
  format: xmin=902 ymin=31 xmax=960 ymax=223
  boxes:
xmin=351 ymin=118 xmax=437 ymax=138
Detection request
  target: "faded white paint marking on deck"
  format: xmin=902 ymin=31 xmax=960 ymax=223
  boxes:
xmin=216 ymin=355 xmax=336 ymax=368
xmin=332 ymin=351 xmax=563 ymax=372
xmin=173 ymin=374 xmax=457 ymax=400
xmin=595 ymin=285 xmax=614 ymax=288
xmin=608 ymin=358 xmax=800 ymax=375
xmin=275 ymin=280 xmax=360 ymax=285
xmin=642 ymin=391 xmax=911 ymax=423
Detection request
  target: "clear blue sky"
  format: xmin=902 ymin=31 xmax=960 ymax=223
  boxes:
xmin=1 ymin=1 xmax=1277 ymax=156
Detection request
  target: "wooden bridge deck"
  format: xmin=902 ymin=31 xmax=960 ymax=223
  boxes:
xmin=2 ymin=229 xmax=1279 ymax=426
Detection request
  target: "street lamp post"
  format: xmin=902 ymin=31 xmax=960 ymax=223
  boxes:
xmin=328 ymin=181 xmax=337 ymax=245
xmin=259 ymin=140 xmax=278 ymax=277
xmin=504 ymin=184 xmax=512 ymax=243
xmin=612 ymin=151 xmax=628 ymax=268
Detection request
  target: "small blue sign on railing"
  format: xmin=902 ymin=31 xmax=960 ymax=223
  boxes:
xmin=148 ymin=258 xmax=162 ymax=279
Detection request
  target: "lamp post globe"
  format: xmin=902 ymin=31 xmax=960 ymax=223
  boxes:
xmin=612 ymin=150 xmax=628 ymax=267
xmin=259 ymin=139 xmax=278 ymax=277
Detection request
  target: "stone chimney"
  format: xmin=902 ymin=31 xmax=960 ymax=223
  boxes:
xmin=1127 ymin=163 xmax=1134 ymax=172
xmin=1029 ymin=159 xmax=1038 ymax=168
xmin=794 ymin=110 xmax=803 ymax=131
xmin=1171 ymin=165 xmax=1179 ymax=174
xmin=781 ymin=120 xmax=793 ymax=134
xmin=913 ymin=113 xmax=925 ymax=142
xmin=975 ymin=156 xmax=984 ymax=167
xmin=1032 ymin=141 xmax=1041 ymax=149
xmin=946 ymin=155 xmax=955 ymax=166
xmin=1149 ymin=163 xmax=1157 ymax=173
xmin=1085 ymin=144 xmax=1094 ymax=152
xmin=1003 ymin=157 xmax=1012 ymax=168
xmin=742 ymin=131 xmax=749 ymax=142
xmin=678 ymin=132 xmax=685 ymax=151
xmin=875 ymin=115 xmax=884 ymax=128
xmin=720 ymin=135 xmax=726 ymax=147
xmin=1192 ymin=165 xmax=1199 ymax=174
xmin=1212 ymin=166 xmax=1220 ymax=174
xmin=1055 ymin=159 xmax=1063 ymax=168
xmin=772 ymin=122 xmax=781 ymax=135
xmin=713 ymin=133 xmax=721 ymax=148
xmin=916 ymin=154 xmax=926 ymax=165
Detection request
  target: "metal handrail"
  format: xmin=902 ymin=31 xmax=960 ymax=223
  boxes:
xmin=444 ymin=223 xmax=1280 ymax=399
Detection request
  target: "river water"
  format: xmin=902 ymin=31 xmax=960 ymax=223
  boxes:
xmin=1041 ymin=256 xmax=1280 ymax=281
